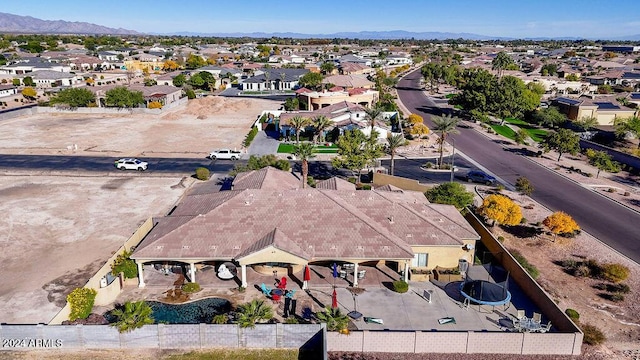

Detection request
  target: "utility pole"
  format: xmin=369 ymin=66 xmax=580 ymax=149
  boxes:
xmin=450 ymin=138 xmax=456 ymax=183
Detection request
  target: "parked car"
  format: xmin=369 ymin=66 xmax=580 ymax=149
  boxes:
xmin=465 ymin=170 xmax=495 ymax=185
xmin=114 ymin=158 xmax=148 ymax=171
xmin=208 ymin=149 xmax=243 ymax=160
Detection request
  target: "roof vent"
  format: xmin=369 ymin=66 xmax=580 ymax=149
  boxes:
xmin=308 ymin=245 xmax=314 ymax=249
xmin=437 ymin=218 xmax=444 ymax=222
xmin=182 ymin=245 xmax=190 ymax=249
xmin=389 ymin=216 xmax=394 ymax=224
xmin=382 ymin=246 xmax=390 ymax=251
xmin=155 ymin=246 xmax=164 ymax=250
xmin=406 ymin=234 xmax=413 ymax=238
xmin=245 ymin=201 xmax=251 ymax=205
xmin=330 ymin=245 xmax=337 ymax=250
xmin=368 ymin=196 xmax=374 ymax=200
xmin=356 ymin=245 xmax=364 ymax=250
xmin=233 ymin=245 xmax=240 ymax=250
xmin=209 ymin=245 xmax=217 ymax=250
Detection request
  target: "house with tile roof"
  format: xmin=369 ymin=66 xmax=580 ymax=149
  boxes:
xmin=552 ymin=95 xmax=637 ymax=125
xmin=130 ymin=167 xmax=479 ymax=288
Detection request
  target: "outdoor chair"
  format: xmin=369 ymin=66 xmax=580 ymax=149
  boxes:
xmin=285 ymin=289 xmax=296 ymax=299
xmin=358 ymin=270 xmax=366 ymax=279
xmin=539 ymin=322 xmax=552 ymax=333
xmin=260 ymin=283 xmax=272 ymax=297
xmin=277 ymin=277 xmax=287 ymax=289
xmin=339 ymin=270 xmax=347 ymax=279
xmin=532 ymin=312 xmax=542 ymax=325
xmin=516 ymin=309 xmax=526 ymax=320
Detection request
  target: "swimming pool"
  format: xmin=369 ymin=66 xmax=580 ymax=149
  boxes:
xmin=147 ymin=298 xmax=231 ymax=324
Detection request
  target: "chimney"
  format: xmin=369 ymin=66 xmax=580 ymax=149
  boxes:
xmin=389 ymin=216 xmax=394 ymax=224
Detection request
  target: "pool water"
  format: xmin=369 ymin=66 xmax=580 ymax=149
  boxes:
xmin=148 ymin=298 xmax=231 ymax=324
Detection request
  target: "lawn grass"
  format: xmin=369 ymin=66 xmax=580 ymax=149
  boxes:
xmin=490 ymin=124 xmax=516 ymax=140
xmin=504 ymin=118 xmax=548 ymax=142
xmin=165 ymin=349 xmax=299 ymax=360
xmin=526 ymin=128 xmax=548 ymax=142
xmin=277 ymin=143 xmax=338 ymax=154
xmin=504 ymin=117 xmax=529 ymax=126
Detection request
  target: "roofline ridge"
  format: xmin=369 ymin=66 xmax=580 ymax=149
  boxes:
xmin=397 ymin=202 xmax=464 ymax=245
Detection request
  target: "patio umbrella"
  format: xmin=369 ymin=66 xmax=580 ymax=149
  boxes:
xmin=302 ymin=265 xmax=311 ymax=290
xmin=332 ymin=288 xmax=338 ymax=309
xmin=331 ymin=263 xmax=338 ymax=287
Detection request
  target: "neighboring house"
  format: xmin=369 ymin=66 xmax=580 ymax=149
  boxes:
xmin=338 ymin=54 xmax=372 ymax=67
xmin=123 ymin=60 xmax=163 ymax=73
xmin=297 ymin=87 xmax=379 ymax=110
xmin=553 ymin=95 xmax=637 ymax=125
xmin=386 ymin=56 xmax=413 ymax=66
xmin=93 ymin=84 xmax=182 ymax=107
xmin=68 ymin=56 xmax=113 ymax=71
xmin=0 ymin=84 xmax=18 ymax=98
xmin=156 ymin=70 xmax=185 ymax=86
xmin=322 ymin=74 xmax=374 ymax=89
xmin=628 ymin=93 xmax=640 ymax=108
xmin=97 ymin=51 xmax=120 ymax=61
xmin=601 ymin=45 xmax=640 ymax=53
xmin=130 ymin=167 xmax=479 ymax=288
xmin=239 ymin=68 xmax=308 ymax=91
xmin=339 ymin=62 xmax=374 ymax=76
xmin=0 ymin=58 xmax=71 ymax=75
xmin=17 ymin=70 xmax=80 ymax=88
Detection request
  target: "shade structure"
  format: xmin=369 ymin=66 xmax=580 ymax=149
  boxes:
xmin=332 ymin=289 xmax=338 ymax=309
xmin=332 ymin=263 xmax=338 ymax=279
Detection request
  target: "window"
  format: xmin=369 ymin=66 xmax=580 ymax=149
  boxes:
xmin=412 ymin=253 xmax=428 ymax=267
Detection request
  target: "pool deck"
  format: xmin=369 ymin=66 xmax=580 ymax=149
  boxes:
xmin=101 ymin=264 xmax=545 ymax=332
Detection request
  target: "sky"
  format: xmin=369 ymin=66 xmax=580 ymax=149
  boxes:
xmin=2 ymin=0 xmax=640 ymax=39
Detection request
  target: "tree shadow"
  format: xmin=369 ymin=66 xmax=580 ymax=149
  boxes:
xmin=501 ymin=225 xmax=544 ymax=239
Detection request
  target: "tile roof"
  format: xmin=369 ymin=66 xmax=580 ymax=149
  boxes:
xmin=132 ymin=169 xmax=479 ymax=263
xmin=232 ymin=167 xmax=301 ymax=190
xmin=322 ymin=74 xmax=374 ymax=88
xmin=315 ymin=177 xmax=356 ymax=191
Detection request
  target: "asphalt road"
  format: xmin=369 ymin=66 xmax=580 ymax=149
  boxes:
xmin=397 ymin=68 xmax=640 ymax=264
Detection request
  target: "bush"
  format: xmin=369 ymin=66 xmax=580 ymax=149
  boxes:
xmin=565 ymin=308 xmax=580 ymax=321
xmin=212 ymin=314 xmax=228 ymax=324
xmin=243 ymin=126 xmax=258 ymax=147
xmin=609 ymin=293 xmax=625 ymax=302
xmin=581 ymin=323 xmax=606 ymax=345
xmin=185 ymin=89 xmax=196 ymax=99
xmin=67 ymin=287 xmax=97 ymax=321
xmin=392 ymin=280 xmax=409 ymax=293
xmin=182 ymin=282 xmax=201 ymax=293
xmin=195 ymin=167 xmax=210 ymax=180
xmin=497 ymin=236 xmax=505 ymax=243
xmin=147 ymin=101 xmax=162 ymax=109
xmin=111 ymin=250 xmax=138 ymax=279
xmin=510 ymin=249 xmax=540 ymax=279
xmin=600 ymin=263 xmax=630 ymax=283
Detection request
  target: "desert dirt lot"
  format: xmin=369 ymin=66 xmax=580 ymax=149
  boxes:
xmin=0 ymin=97 xmax=282 ymax=324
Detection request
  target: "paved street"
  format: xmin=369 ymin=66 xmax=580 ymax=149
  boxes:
xmin=397 ymin=68 xmax=640 ymax=264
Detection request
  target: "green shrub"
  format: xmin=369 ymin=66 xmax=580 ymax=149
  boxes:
xmin=185 ymin=89 xmax=196 ymax=99
xmin=67 ymin=287 xmax=97 ymax=321
xmin=212 ymin=314 xmax=228 ymax=324
xmin=347 ymin=177 xmax=357 ymax=184
xmin=243 ymin=126 xmax=259 ymax=147
xmin=497 ymin=236 xmax=505 ymax=243
xmin=510 ymin=249 xmax=540 ymax=279
xmin=195 ymin=167 xmax=210 ymax=181
xmin=600 ymin=263 xmax=630 ymax=283
xmin=307 ymin=176 xmax=316 ymax=188
xmin=182 ymin=282 xmax=201 ymax=293
xmin=361 ymin=184 xmax=372 ymax=190
xmin=609 ymin=283 xmax=630 ymax=294
xmin=111 ymin=250 xmax=138 ymax=279
xmin=285 ymin=317 xmax=299 ymax=324
xmin=392 ymin=280 xmax=409 ymax=293
xmin=581 ymin=323 xmax=606 ymax=345
xmin=565 ymin=308 xmax=580 ymax=321
xmin=609 ymin=293 xmax=625 ymax=302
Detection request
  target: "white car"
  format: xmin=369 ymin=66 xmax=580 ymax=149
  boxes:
xmin=114 ymin=158 xmax=148 ymax=171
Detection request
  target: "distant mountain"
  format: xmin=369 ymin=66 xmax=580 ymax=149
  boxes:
xmin=0 ymin=12 xmax=138 ymax=35
xmin=166 ymin=30 xmax=512 ymax=40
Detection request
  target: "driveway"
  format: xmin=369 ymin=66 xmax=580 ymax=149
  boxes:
xmin=247 ymin=131 xmax=281 ymax=156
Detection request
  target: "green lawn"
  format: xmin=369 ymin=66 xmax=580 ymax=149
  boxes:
xmin=504 ymin=117 xmax=548 ymax=142
xmin=504 ymin=117 xmax=529 ymax=126
xmin=277 ymin=143 xmax=338 ymax=154
xmin=490 ymin=124 xmax=516 ymax=140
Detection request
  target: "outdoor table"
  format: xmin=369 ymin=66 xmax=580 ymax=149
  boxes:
xmin=517 ymin=318 xmax=542 ymax=332
xmin=271 ymin=289 xmax=284 ymax=301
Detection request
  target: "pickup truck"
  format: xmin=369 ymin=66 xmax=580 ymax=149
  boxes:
xmin=208 ymin=149 xmax=243 ymax=160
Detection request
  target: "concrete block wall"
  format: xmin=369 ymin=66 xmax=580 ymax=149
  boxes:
xmin=326 ymin=331 xmax=363 ymax=352
xmin=414 ymin=331 xmax=468 ymax=353
xmin=521 ymin=332 xmax=581 ymax=355
xmin=467 ymin=331 xmax=523 ymax=354
xmin=362 ymin=331 xmax=416 ymax=353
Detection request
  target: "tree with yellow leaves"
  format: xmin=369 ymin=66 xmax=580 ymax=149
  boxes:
xmin=408 ymin=114 xmax=424 ymax=126
xmin=543 ymin=211 xmax=579 ymax=241
xmin=479 ymin=194 xmax=522 ymax=226
xmin=162 ymin=60 xmax=180 ymax=71
xmin=410 ymin=123 xmax=430 ymax=137
xmin=21 ymin=87 xmax=37 ymax=101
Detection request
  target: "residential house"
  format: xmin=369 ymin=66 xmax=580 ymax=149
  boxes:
xmin=98 ymin=51 xmax=120 ymax=62
xmin=17 ymin=70 xmax=81 ymax=88
xmin=322 ymin=74 xmax=374 ymax=89
xmin=130 ymin=167 xmax=479 ymax=288
xmin=0 ymin=84 xmax=18 ymax=98
xmin=553 ymin=95 xmax=637 ymax=125
xmin=0 ymin=57 xmax=71 ymax=75
xmin=239 ymin=68 xmax=308 ymax=91
xmin=297 ymin=86 xmax=379 ymax=111
xmin=339 ymin=54 xmax=372 ymax=67
xmin=339 ymin=62 xmax=374 ymax=76
xmin=93 ymin=84 xmax=182 ymax=107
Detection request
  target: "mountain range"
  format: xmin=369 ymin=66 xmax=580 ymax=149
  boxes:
xmin=1 ymin=12 xmax=639 ymax=41
xmin=0 ymin=12 xmax=138 ymax=35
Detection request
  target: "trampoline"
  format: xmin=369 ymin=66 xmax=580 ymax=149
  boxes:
xmin=460 ymin=280 xmax=511 ymax=307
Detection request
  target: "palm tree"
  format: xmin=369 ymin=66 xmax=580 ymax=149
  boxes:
xmin=614 ymin=115 xmax=640 ymax=148
xmin=236 ymin=299 xmax=273 ymax=328
xmin=316 ymin=306 xmax=349 ymax=332
xmin=432 ymin=114 xmax=460 ymax=169
xmin=110 ymin=301 xmax=154 ymax=333
xmin=294 ymin=143 xmax=316 ymax=188
xmin=289 ymin=116 xmax=311 ymax=144
xmin=492 ymin=52 xmax=514 ymax=79
xmin=364 ymin=106 xmax=382 ymax=133
xmin=386 ymin=133 xmax=406 ymax=176
xmin=312 ymin=115 xmax=333 ymax=144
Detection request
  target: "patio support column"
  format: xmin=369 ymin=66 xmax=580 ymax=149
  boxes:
xmin=403 ymin=262 xmax=409 ymax=283
xmin=137 ymin=261 xmax=145 ymax=288
xmin=189 ymin=263 xmax=196 ymax=283
xmin=353 ymin=263 xmax=359 ymax=287
xmin=241 ymin=264 xmax=247 ymax=288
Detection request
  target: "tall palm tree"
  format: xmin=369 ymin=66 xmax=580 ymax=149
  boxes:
xmin=364 ymin=106 xmax=382 ymax=133
xmin=386 ymin=133 xmax=407 ymax=176
xmin=289 ymin=116 xmax=311 ymax=144
xmin=294 ymin=143 xmax=316 ymax=188
xmin=432 ymin=114 xmax=460 ymax=169
xmin=312 ymin=115 xmax=333 ymax=144
xmin=110 ymin=301 xmax=154 ymax=333
xmin=236 ymin=299 xmax=273 ymax=328
xmin=316 ymin=306 xmax=349 ymax=332
xmin=492 ymin=51 xmax=514 ymax=79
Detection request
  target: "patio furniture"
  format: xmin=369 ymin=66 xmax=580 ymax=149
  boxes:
xmin=277 ymin=277 xmax=287 ymax=290
xmin=260 ymin=283 xmax=272 ymax=297
xmin=271 ymin=288 xmax=284 ymax=302
xmin=285 ymin=289 xmax=296 ymax=299
xmin=539 ymin=322 xmax=552 ymax=333
xmin=217 ymin=264 xmax=235 ymax=280
xmin=516 ymin=317 xmax=542 ymax=332
xmin=364 ymin=317 xmax=383 ymax=325
xmin=339 ymin=270 xmax=347 ymax=279
xmin=358 ymin=270 xmax=366 ymax=279
xmin=531 ymin=312 xmax=541 ymax=324
xmin=516 ymin=309 xmax=526 ymax=320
